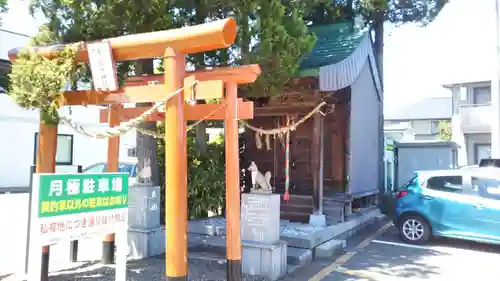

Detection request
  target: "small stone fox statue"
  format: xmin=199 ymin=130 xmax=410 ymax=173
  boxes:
xmin=248 ymin=161 xmax=273 ymax=194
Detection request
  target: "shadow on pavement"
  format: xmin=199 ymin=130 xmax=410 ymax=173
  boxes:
xmin=342 ymin=226 xmax=500 ymax=280
xmin=45 ymin=256 xmax=264 ymax=281
xmin=431 ymin=236 xmax=500 ymax=254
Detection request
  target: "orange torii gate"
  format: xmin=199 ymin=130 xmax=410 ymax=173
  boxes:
xmin=97 ymin=65 xmax=259 ymax=123
xmin=9 ymin=18 xmax=259 ymax=281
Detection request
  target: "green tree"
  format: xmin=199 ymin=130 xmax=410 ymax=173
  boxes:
xmin=438 ymin=120 xmax=452 ymax=141
xmin=0 ymin=0 xmax=7 ymax=26
xmin=26 ymin=0 xmax=319 ymax=218
xmin=30 ymin=0 xmax=174 ymax=186
xmin=230 ymin=0 xmax=317 ymax=97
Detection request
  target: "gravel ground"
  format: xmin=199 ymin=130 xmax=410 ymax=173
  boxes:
xmin=1 ymin=257 xmax=267 ymax=281
xmin=0 ymin=194 xmax=266 ymax=281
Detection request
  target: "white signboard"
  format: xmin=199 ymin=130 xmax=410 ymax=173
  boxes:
xmin=88 ymin=41 xmax=119 ymax=91
xmin=27 ymin=172 xmax=129 ymax=281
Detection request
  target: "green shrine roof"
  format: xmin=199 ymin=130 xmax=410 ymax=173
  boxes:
xmin=297 ymin=22 xmax=369 ymax=77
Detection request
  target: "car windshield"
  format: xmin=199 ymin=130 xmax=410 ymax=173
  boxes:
xmin=117 ymin=163 xmax=136 ymax=177
xmin=398 ymin=174 xmax=418 ymax=191
xmin=85 ymin=163 xmax=136 ymax=177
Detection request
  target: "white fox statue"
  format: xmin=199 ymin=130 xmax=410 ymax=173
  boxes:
xmin=247 ymin=161 xmax=273 ymax=194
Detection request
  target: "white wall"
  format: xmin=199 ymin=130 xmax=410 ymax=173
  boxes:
xmin=396 ymin=145 xmax=456 ymax=187
xmin=0 ymin=94 xmax=136 ymax=188
xmin=348 ymin=61 xmax=381 ymax=196
xmin=465 ymin=133 xmax=491 ymax=165
xmin=449 ymin=82 xmax=492 ymax=166
xmin=0 ymin=29 xmax=30 ymax=60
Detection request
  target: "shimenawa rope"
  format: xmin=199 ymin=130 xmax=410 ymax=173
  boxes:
xmin=59 ymin=81 xmax=199 ymax=139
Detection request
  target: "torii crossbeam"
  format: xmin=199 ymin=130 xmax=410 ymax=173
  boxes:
xmin=9 ymin=17 xmax=259 ymax=281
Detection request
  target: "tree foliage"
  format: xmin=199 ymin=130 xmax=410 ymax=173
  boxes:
xmin=8 ymin=25 xmax=78 ymax=126
xmin=156 ymin=124 xmax=226 ymax=220
xmin=231 ymin=0 xmax=317 ymax=97
xmin=0 ymin=0 xmax=7 ymax=26
xmin=21 ymin=0 xmax=450 ymax=219
xmin=438 ymin=120 xmax=452 ymax=141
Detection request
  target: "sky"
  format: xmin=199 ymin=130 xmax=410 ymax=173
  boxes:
xmin=0 ymin=0 xmax=497 ymax=112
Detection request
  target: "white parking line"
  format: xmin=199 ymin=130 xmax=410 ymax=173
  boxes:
xmin=371 ymin=239 xmax=431 ymax=250
xmin=308 ymin=221 xmax=393 ymax=281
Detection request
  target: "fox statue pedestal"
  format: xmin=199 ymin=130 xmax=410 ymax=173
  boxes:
xmin=127 ymin=184 xmax=165 ymax=258
xmin=241 ymin=193 xmax=287 ymax=280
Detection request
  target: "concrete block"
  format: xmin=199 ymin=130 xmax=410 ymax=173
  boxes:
xmin=188 ymin=233 xmax=227 ymax=256
xmin=287 ymin=247 xmax=313 ymax=266
xmin=280 ymin=208 xmax=381 ymax=249
xmin=280 ymin=225 xmax=332 ymax=249
xmin=315 ymin=239 xmax=346 ymax=259
xmin=127 ymin=226 xmax=165 ymax=259
xmin=287 ymin=264 xmax=300 ymax=274
xmin=324 ymin=203 xmax=345 ymax=225
xmin=241 ymin=194 xmax=281 ymax=244
xmin=242 ymin=240 xmax=287 ymax=281
xmin=344 ymin=203 xmax=352 ymax=216
xmin=188 ymin=217 xmax=226 ymax=236
xmin=309 ymin=214 xmax=326 ymax=227
xmin=128 ymin=185 xmax=161 ymax=230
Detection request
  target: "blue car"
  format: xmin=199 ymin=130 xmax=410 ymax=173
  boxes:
xmin=394 ymin=168 xmax=500 ymax=244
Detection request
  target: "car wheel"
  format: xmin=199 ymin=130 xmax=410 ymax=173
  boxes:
xmin=398 ymin=215 xmax=431 ymax=244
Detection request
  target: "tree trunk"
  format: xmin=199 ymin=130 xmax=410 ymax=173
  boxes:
xmin=136 ymin=122 xmax=161 ymax=185
xmin=373 ymin=14 xmax=384 ymax=80
xmin=372 ymin=12 xmax=385 ymax=196
xmin=193 ymin=0 xmax=208 ymax=154
xmin=195 ymin=101 xmax=208 ymax=153
xmin=238 ymin=9 xmax=251 ymax=63
xmin=135 ymin=59 xmax=161 ymax=186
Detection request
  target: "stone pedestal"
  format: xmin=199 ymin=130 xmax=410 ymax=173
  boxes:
xmin=127 ymin=184 xmax=165 ymax=258
xmin=128 ymin=226 xmax=165 ymax=258
xmin=242 ymin=240 xmax=287 ymax=281
xmin=309 ymin=214 xmax=326 ymax=227
xmin=241 ymin=193 xmax=287 ymax=280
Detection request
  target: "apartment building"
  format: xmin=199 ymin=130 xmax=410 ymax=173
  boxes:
xmin=444 ymin=81 xmax=492 ymax=166
xmin=384 ymin=97 xmax=452 ymax=142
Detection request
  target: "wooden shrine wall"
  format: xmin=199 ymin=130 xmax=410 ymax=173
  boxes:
xmin=242 ymin=92 xmax=351 ymax=196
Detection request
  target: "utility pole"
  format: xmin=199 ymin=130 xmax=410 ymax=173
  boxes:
xmin=491 ymin=0 xmax=500 ymax=158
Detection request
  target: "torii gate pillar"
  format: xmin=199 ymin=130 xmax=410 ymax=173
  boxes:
xmin=225 ymin=82 xmax=242 ymax=280
xmin=164 ymin=47 xmax=189 ymax=280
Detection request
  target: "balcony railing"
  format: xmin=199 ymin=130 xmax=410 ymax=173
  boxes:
xmin=459 ymin=103 xmax=492 ymax=133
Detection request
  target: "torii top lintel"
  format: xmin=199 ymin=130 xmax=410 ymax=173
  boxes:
xmin=8 ymin=18 xmax=237 ymax=62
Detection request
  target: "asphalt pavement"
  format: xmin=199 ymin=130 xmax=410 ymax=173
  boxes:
xmin=306 ymin=219 xmax=500 ymax=281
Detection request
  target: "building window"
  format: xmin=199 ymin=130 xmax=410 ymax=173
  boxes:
xmin=474 ymin=143 xmax=491 ymax=164
xmin=472 ymin=86 xmax=491 ymax=105
xmin=459 ymin=87 xmax=467 ymax=101
xmin=33 ymin=133 xmax=74 ymax=165
xmin=0 ymin=59 xmax=11 ymax=95
xmin=430 ymin=120 xmax=441 ymax=134
xmin=127 ymin=147 xmax=137 ymax=157
xmin=410 ymin=120 xmax=434 ymax=135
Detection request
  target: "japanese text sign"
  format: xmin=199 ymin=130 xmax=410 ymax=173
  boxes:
xmin=28 ymin=172 xmax=129 ymax=281
xmin=38 ymin=173 xmax=128 ymax=217
xmin=88 ymin=41 xmax=119 ymax=91
xmin=31 ymin=173 xmax=129 ymax=246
